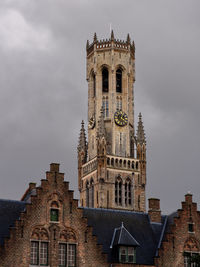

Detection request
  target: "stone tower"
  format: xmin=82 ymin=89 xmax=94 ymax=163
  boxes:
xmin=78 ymin=31 xmax=146 ymax=212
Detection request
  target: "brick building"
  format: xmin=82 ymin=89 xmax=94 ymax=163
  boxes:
xmin=0 ymin=32 xmax=200 ymax=267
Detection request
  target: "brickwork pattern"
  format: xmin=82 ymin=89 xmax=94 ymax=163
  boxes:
xmin=0 ymin=164 xmax=108 ymax=267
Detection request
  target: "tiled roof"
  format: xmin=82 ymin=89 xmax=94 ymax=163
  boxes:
xmin=111 ymin=222 xmax=140 ymax=247
xmin=0 ymin=199 xmax=26 ymax=245
xmin=83 ymin=207 xmax=166 ymax=265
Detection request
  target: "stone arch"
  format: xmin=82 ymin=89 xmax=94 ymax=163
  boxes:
xmin=115 ymin=64 xmax=126 ymax=72
xmin=60 ymin=228 xmax=77 ymax=242
xmin=47 ymin=193 xmax=63 ymax=223
xmin=184 ymin=237 xmax=200 ymax=252
xmin=31 ymin=226 xmax=49 ymax=240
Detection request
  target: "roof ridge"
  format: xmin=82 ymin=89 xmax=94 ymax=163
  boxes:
xmin=82 ymin=207 xmax=148 ymax=215
xmin=0 ymin=199 xmax=25 ymax=203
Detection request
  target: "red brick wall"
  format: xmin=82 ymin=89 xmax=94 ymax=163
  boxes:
xmin=0 ymin=164 xmax=109 ymax=267
xmin=156 ymin=194 xmax=200 ymax=267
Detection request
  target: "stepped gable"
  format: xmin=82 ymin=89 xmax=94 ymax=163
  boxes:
xmin=0 ymin=199 xmax=26 ymax=245
xmin=82 ymin=207 xmax=167 ymax=265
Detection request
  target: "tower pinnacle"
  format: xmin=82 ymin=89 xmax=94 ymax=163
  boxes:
xmin=78 ymin=121 xmax=87 ymax=156
xmin=111 ymin=30 xmax=114 ymax=41
xmin=136 ymin=113 xmax=146 ymax=145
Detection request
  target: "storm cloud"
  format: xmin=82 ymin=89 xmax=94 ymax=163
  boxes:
xmin=0 ymin=0 xmax=200 ymax=213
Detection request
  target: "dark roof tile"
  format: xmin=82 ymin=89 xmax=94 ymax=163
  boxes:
xmin=83 ymin=207 xmax=166 ymax=264
xmin=0 ymin=199 xmax=26 ymax=246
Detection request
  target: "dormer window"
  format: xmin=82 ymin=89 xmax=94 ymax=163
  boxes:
xmin=119 ymin=246 xmax=135 ymax=263
xmin=110 ymin=222 xmax=139 ymax=264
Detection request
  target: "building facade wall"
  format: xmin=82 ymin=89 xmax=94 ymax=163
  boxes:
xmin=156 ymin=194 xmax=200 ymax=267
xmin=0 ymin=164 xmax=108 ymax=267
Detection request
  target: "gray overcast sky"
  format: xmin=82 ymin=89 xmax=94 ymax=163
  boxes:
xmin=0 ymin=0 xmax=199 ymax=214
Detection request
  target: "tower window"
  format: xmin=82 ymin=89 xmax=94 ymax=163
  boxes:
xmin=102 ymin=97 xmax=109 ymax=118
xmin=116 ymin=96 xmax=122 ymax=111
xmin=115 ymin=177 xmax=122 ymax=206
xmin=93 ymin=73 xmax=96 ymax=97
xmin=102 ymin=68 xmax=109 ymax=92
xmin=90 ymin=179 xmax=94 ymax=208
xmin=116 ymin=68 xmax=122 ymax=93
xmin=125 ymin=179 xmax=132 ymax=206
xmin=86 ymin=181 xmax=89 ymax=207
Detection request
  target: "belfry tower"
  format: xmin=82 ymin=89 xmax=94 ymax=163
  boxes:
xmin=78 ymin=31 xmax=146 ymax=212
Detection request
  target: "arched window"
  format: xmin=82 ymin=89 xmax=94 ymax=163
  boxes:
xmin=50 ymin=201 xmax=59 ymax=222
xmin=92 ymin=73 xmax=96 ymax=97
xmin=86 ymin=181 xmax=89 ymax=207
xmin=30 ymin=228 xmax=49 ymax=266
xmin=138 ymin=195 xmax=140 ymax=210
xmin=183 ymin=237 xmax=200 ymax=266
xmin=102 ymin=96 xmax=109 ymax=118
xmin=90 ymin=179 xmax=94 ymax=208
xmin=102 ymin=68 xmax=109 ymax=92
xmin=125 ymin=179 xmax=132 ymax=206
xmin=115 ymin=177 xmax=122 ymax=206
xmin=116 ymin=96 xmax=122 ymax=110
xmin=116 ymin=68 xmax=122 ymax=93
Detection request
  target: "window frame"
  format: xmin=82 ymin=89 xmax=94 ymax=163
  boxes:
xmin=119 ymin=246 xmax=135 ymax=263
xmin=116 ymin=68 xmax=122 ymax=93
xmin=184 ymin=251 xmax=200 ymax=267
xmin=50 ymin=208 xmax=59 ymax=222
xmin=188 ymin=222 xmax=195 ymax=233
xmin=102 ymin=67 xmax=109 ymax=93
xmin=30 ymin=240 xmax=49 ymax=267
xmin=58 ymin=242 xmax=77 ymax=267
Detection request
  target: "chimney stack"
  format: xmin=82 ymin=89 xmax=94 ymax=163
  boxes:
xmin=148 ymin=198 xmax=161 ymax=223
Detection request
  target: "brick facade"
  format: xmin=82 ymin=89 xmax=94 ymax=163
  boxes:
xmin=155 ymin=194 xmax=200 ymax=267
xmin=0 ymin=164 xmax=108 ymax=267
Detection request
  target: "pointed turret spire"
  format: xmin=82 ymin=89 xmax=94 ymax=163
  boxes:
xmin=93 ymin=32 xmax=97 ymax=43
xmin=97 ymin=107 xmax=106 ymax=138
xmin=86 ymin=40 xmax=89 ymax=49
xmin=127 ymin=33 xmax=130 ymax=44
xmin=136 ymin=113 xmax=146 ymax=145
xmin=111 ymin=30 xmax=114 ymax=41
xmin=78 ymin=120 xmax=87 ymax=153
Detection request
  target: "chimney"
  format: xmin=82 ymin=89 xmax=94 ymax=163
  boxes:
xmin=50 ymin=163 xmax=60 ymax=172
xmin=185 ymin=193 xmax=192 ymax=204
xmin=148 ymin=198 xmax=161 ymax=223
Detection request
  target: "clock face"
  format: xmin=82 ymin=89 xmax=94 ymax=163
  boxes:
xmin=88 ymin=116 xmax=95 ymax=129
xmin=114 ymin=110 xmax=128 ymax=126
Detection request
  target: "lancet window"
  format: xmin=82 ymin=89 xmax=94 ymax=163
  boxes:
xmin=102 ymin=67 xmax=109 ymax=92
xmin=116 ymin=96 xmax=122 ymax=111
xmin=116 ymin=68 xmax=122 ymax=93
xmin=115 ymin=177 xmax=122 ymax=206
xmin=125 ymin=178 xmax=132 ymax=206
xmin=102 ymin=96 xmax=109 ymax=118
